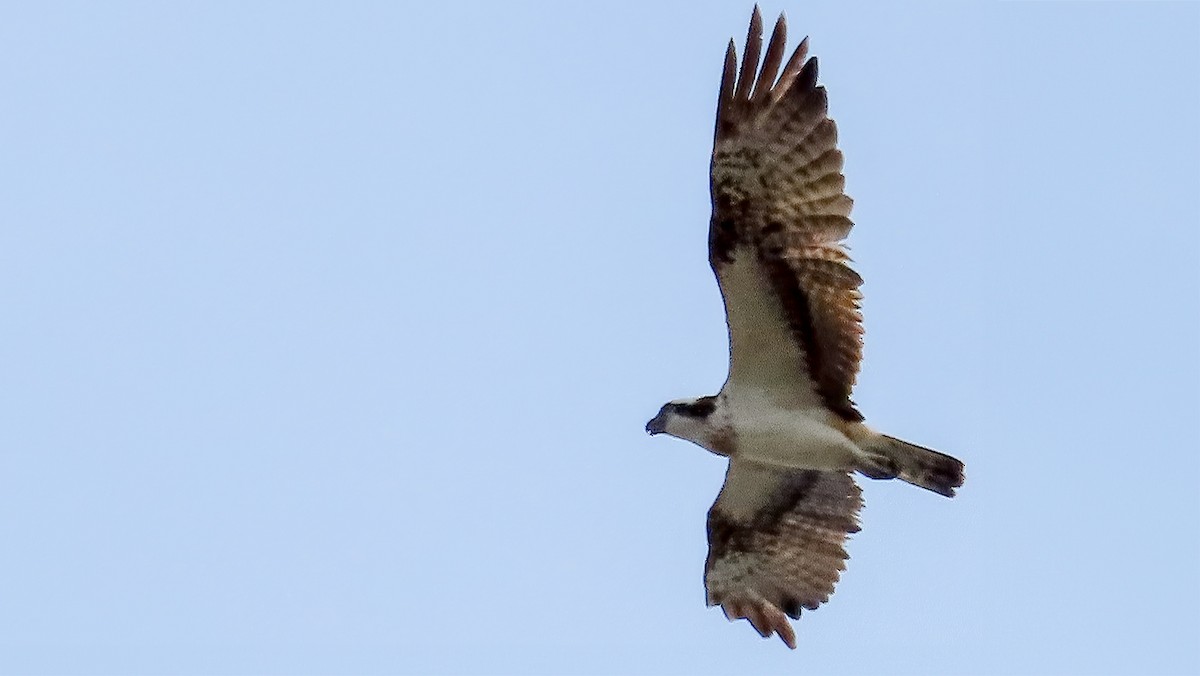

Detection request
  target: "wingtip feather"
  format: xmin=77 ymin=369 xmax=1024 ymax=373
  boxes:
xmin=771 ymin=36 xmax=810 ymax=103
xmin=735 ymin=6 xmax=764 ymax=101
xmin=779 ymin=622 xmax=797 ymax=650
xmin=750 ymin=13 xmax=788 ymax=104
xmin=799 ymin=56 xmax=819 ymax=91
xmin=715 ymin=39 xmax=738 ymax=134
xmin=720 ymin=596 xmax=799 ymax=650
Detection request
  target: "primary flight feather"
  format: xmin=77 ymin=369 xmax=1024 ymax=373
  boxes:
xmin=646 ymin=7 xmax=965 ymax=649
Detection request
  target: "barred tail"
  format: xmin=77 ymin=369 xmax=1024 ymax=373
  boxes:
xmin=857 ymin=435 xmax=965 ymax=498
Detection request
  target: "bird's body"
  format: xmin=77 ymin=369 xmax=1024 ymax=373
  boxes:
xmin=646 ymin=7 xmax=965 ymax=649
xmin=671 ymin=388 xmax=863 ymax=471
xmin=724 ymin=395 xmax=863 ymax=470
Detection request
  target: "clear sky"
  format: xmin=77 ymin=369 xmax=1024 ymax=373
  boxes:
xmin=1 ymin=2 xmax=1197 ymax=675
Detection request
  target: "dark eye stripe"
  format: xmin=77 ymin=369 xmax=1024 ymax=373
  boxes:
xmin=676 ymin=397 xmax=717 ymax=418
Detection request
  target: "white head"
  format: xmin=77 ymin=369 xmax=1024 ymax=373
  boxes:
xmin=645 ymin=396 xmax=723 ymax=452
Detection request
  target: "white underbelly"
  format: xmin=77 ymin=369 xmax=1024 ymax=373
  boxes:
xmin=725 ymin=394 xmax=862 ymax=470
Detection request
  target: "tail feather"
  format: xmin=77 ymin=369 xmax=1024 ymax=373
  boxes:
xmin=859 ymin=435 xmax=965 ymax=498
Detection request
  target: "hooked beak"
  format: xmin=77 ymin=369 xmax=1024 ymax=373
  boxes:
xmin=645 ymin=411 xmax=667 ymax=436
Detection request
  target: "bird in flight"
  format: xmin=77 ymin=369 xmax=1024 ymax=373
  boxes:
xmin=645 ymin=7 xmax=965 ymax=649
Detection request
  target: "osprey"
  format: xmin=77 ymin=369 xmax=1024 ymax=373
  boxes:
xmin=646 ymin=8 xmax=965 ymax=649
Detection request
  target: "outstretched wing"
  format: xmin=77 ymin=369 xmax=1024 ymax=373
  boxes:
xmin=709 ymin=9 xmax=864 ymax=421
xmin=705 ymin=459 xmax=862 ymax=649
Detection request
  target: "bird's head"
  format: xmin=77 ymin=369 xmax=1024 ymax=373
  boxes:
xmin=646 ymin=396 xmax=719 ymax=448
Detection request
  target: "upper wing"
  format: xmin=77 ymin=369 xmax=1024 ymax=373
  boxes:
xmin=709 ymin=9 xmax=864 ymax=420
xmin=705 ymin=459 xmax=862 ymax=649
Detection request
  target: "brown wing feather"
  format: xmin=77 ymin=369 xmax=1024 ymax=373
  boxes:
xmin=709 ymin=10 xmax=863 ymax=420
xmin=705 ymin=460 xmax=863 ymax=649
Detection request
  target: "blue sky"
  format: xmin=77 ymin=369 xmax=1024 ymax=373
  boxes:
xmin=1 ymin=2 xmax=1197 ymax=675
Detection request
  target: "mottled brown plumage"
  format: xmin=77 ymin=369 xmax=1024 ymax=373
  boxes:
xmin=705 ymin=463 xmax=862 ymax=649
xmin=709 ymin=7 xmax=862 ymax=422
xmin=702 ymin=6 xmax=867 ymax=648
xmin=646 ymin=6 xmax=964 ymax=651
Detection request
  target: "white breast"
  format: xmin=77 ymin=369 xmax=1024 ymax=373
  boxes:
xmin=723 ymin=388 xmax=861 ymax=471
